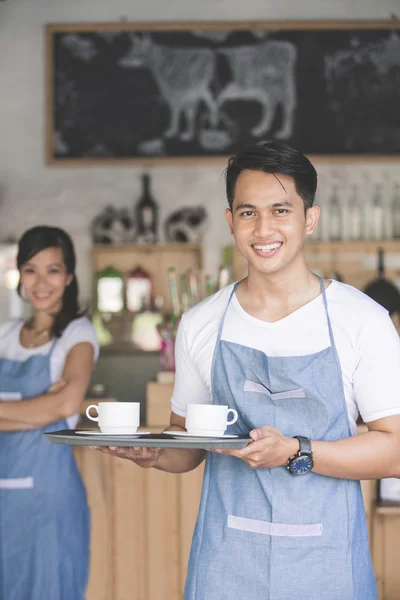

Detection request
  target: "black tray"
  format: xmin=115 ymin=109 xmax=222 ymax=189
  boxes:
xmin=44 ymin=430 xmax=252 ymax=450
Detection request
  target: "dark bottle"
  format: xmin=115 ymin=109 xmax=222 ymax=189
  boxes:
xmin=135 ymin=174 xmax=158 ymax=244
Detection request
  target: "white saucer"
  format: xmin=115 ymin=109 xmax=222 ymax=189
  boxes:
xmin=75 ymin=431 xmax=151 ymax=436
xmin=163 ymin=431 xmax=238 ymax=439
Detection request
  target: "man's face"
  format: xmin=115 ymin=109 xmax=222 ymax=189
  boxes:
xmin=225 ymin=170 xmax=319 ymax=277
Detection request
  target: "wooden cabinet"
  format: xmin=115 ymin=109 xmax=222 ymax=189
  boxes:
xmin=227 ymin=240 xmax=400 ymax=290
xmin=74 ymin=446 xmax=204 ymax=600
xmin=92 ymin=243 xmax=202 ymax=314
xmin=146 ymin=381 xmax=174 ymax=426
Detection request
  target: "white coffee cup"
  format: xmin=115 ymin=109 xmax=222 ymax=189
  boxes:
xmin=185 ymin=404 xmax=238 ymax=437
xmin=86 ymin=402 xmax=140 ymax=434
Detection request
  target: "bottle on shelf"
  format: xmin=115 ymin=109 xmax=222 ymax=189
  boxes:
xmin=327 ymin=186 xmax=341 ymax=241
xmin=95 ymin=265 xmax=124 ymax=314
xmin=134 ymin=174 xmax=159 ymax=244
xmin=369 ymin=184 xmax=385 ymax=241
xmin=347 ymin=184 xmax=362 ymax=241
xmin=392 ymin=183 xmax=400 ymax=239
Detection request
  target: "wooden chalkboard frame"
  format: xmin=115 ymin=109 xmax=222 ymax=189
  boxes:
xmin=45 ymin=21 xmax=400 ymax=165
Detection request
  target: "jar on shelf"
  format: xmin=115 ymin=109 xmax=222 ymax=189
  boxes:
xmin=96 ymin=265 xmax=124 ymax=314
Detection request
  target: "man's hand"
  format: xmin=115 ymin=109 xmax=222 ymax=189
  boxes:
xmin=215 ymin=425 xmax=298 ymax=469
xmin=89 ymin=445 xmax=162 ymax=468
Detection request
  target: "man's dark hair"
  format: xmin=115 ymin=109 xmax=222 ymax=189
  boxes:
xmin=225 ymin=141 xmax=318 ymax=212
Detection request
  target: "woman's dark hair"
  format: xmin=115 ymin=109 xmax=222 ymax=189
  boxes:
xmin=17 ymin=226 xmax=84 ymax=337
xmin=225 ymin=141 xmax=318 ymax=212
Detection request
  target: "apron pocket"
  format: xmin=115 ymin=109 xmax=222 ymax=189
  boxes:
xmin=228 ymin=515 xmax=322 ymax=537
xmin=244 ymin=380 xmax=306 ymax=400
xmin=0 ymin=476 xmax=34 ymax=489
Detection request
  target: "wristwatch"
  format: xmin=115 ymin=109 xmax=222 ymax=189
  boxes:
xmin=286 ymin=436 xmax=314 ymax=475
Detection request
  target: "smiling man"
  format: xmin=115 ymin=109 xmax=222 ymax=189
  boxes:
xmin=95 ymin=142 xmax=400 ymax=600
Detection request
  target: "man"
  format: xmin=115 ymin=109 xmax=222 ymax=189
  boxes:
xmin=95 ymin=142 xmax=400 ymax=599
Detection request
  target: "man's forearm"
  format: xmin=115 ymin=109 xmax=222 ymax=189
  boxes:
xmin=312 ymin=430 xmax=400 ymax=480
xmin=155 ymin=447 xmax=206 ymax=474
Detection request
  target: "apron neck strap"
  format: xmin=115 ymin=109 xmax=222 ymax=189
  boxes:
xmin=210 ymin=283 xmax=237 ymax=400
xmin=318 ymin=276 xmax=336 ymax=349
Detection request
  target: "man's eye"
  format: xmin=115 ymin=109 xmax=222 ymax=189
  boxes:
xmin=241 ymin=211 xmax=255 ymax=217
xmin=275 ymin=209 xmax=289 ymax=215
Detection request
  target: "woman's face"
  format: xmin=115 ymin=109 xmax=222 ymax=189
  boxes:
xmin=19 ymin=247 xmax=72 ymax=315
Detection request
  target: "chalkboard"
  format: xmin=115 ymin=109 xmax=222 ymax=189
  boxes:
xmin=45 ymin=22 xmax=400 ymax=163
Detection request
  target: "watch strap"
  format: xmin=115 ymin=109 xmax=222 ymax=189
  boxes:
xmin=293 ymin=436 xmax=312 ymax=455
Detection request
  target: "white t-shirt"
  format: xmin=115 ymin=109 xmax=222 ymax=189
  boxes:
xmin=0 ymin=316 xmax=99 ymax=428
xmin=171 ymin=281 xmax=400 ymax=435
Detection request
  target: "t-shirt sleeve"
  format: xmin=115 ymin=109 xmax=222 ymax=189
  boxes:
xmin=354 ymin=310 xmax=400 ymax=423
xmin=61 ymin=318 xmax=100 ymax=363
xmin=170 ymin=315 xmax=212 ymax=417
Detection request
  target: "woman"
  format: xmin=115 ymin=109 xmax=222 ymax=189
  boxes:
xmin=0 ymin=226 xmax=99 ymax=600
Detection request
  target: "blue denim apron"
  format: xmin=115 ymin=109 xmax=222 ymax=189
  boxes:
xmin=0 ymin=326 xmax=90 ymax=600
xmin=185 ymin=280 xmax=377 ymax=600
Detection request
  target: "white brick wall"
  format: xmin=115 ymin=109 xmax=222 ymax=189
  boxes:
xmin=0 ymin=0 xmax=399 ymax=303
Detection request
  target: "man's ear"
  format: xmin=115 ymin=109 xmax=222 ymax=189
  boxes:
xmin=305 ymin=205 xmax=320 ymax=237
xmin=225 ymin=208 xmax=234 ymax=236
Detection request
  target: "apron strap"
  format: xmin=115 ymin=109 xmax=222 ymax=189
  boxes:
xmin=318 ymin=276 xmax=336 ymax=350
xmin=210 ymin=283 xmax=238 ymax=401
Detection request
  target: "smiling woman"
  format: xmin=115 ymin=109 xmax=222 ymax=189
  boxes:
xmin=0 ymin=225 xmax=99 ymax=600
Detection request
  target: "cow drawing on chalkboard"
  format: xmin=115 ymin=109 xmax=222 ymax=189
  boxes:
xmin=119 ymin=33 xmax=218 ymax=141
xmin=217 ymin=41 xmax=297 ymax=139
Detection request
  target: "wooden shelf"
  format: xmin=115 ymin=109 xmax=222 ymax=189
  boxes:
xmin=92 ymin=243 xmax=202 ymax=314
xmin=375 ymin=504 xmax=400 ymax=516
xmin=92 ymin=243 xmax=202 ymax=254
xmin=305 ymin=240 xmax=400 ymax=253
xmin=226 ymin=240 xmax=400 ymax=291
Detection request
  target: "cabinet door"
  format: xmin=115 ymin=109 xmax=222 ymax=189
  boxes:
xmin=113 ymin=459 xmax=147 ymax=600
xmin=74 ymin=448 xmax=114 ymax=600
xmin=178 ymin=464 xmax=205 ymax=596
xmin=145 ymin=469 xmax=181 ymax=600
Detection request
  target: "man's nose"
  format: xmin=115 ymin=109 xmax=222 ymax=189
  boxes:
xmin=254 ymin=214 xmax=275 ymax=238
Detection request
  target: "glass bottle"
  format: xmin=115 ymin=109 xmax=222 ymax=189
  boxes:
xmin=135 ymin=174 xmax=159 ymax=244
xmin=96 ymin=265 xmax=124 ymax=314
xmin=369 ymin=184 xmax=384 ymax=241
xmin=392 ymin=183 xmax=400 ymax=239
xmin=328 ymin=186 xmax=341 ymax=241
xmin=347 ymin=184 xmax=362 ymax=241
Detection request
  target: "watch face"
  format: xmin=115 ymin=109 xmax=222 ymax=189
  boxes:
xmin=290 ymin=455 xmax=313 ymax=475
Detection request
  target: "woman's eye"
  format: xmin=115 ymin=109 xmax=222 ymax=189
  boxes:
xmin=22 ymin=268 xmax=34 ymax=274
xmin=48 ymin=269 xmax=61 ymax=274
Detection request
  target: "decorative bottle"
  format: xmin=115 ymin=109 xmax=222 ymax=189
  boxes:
xmin=392 ymin=183 xmax=400 ymax=239
xmin=369 ymin=184 xmax=384 ymax=241
xmin=135 ymin=174 xmax=159 ymax=244
xmin=347 ymin=184 xmax=362 ymax=241
xmin=328 ymin=186 xmax=341 ymax=241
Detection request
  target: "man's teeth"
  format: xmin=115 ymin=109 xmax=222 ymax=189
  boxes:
xmin=253 ymin=243 xmax=281 ymax=252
